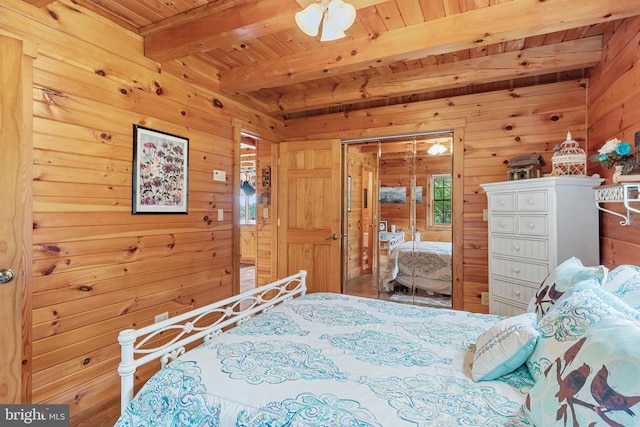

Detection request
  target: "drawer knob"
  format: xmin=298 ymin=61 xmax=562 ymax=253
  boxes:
xmin=515 ymin=290 xmax=521 ymax=296
xmin=513 ymin=267 xmax=520 ymax=274
xmin=528 ymin=222 xmax=535 ymax=229
xmin=528 ymin=198 xmax=535 ymax=205
xmin=513 ymin=244 xmax=520 ymax=251
xmin=499 ymin=221 xmax=505 ymax=228
xmin=499 ymin=199 xmax=505 ymax=206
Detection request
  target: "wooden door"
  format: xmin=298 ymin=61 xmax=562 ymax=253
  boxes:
xmin=0 ymin=35 xmax=33 ymax=403
xmin=277 ymin=139 xmax=341 ymax=293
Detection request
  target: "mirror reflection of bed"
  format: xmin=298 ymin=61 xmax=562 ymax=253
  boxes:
xmin=380 ymin=237 xmax=452 ymax=308
xmin=343 ymin=134 xmax=453 ymax=309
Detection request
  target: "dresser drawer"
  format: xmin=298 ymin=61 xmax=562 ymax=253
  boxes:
xmin=491 ymin=257 xmax=549 ymax=283
xmin=489 ymin=192 xmax=515 ymax=212
xmin=517 ymin=215 xmax=548 ymax=236
xmin=517 ymin=190 xmax=547 ymax=211
xmin=491 ymin=276 xmax=538 ymax=305
xmin=490 ymin=215 xmax=516 ymax=234
xmin=491 ymin=236 xmax=548 ymax=261
xmin=490 ymin=296 xmax=528 ymax=316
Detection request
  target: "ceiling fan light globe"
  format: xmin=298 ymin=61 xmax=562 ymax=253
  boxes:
xmin=326 ymin=0 xmax=356 ymax=31
xmin=295 ymin=3 xmax=324 ymax=37
xmin=428 ymin=142 xmax=448 ymax=155
xmin=320 ymin=17 xmax=346 ymax=41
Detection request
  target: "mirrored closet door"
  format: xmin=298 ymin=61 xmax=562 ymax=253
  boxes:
xmin=343 ymin=133 xmax=453 ymax=308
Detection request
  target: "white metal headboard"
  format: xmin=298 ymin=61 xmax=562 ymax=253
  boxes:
xmin=117 ymin=269 xmax=307 ymax=413
xmin=388 ymin=234 xmax=406 ymax=252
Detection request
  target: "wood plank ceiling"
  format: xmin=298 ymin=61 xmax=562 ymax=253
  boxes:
xmin=23 ymin=0 xmax=640 ymax=120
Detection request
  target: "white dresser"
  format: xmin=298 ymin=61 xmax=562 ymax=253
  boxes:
xmin=480 ymin=176 xmax=603 ymax=316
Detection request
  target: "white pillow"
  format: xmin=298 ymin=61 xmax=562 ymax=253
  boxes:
xmin=472 ymin=312 xmax=539 ymax=382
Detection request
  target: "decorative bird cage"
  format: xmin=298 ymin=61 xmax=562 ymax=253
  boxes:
xmin=551 ymin=131 xmax=587 ymax=176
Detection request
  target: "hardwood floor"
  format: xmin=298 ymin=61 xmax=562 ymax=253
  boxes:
xmin=240 ymin=263 xmax=256 ymax=293
xmin=71 ymin=396 xmax=121 ymax=426
xmin=345 ymin=265 xmax=452 ymax=309
xmin=344 ymin=272 xmax=379 ymax=299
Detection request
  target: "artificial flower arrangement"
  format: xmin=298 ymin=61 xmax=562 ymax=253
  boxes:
xmin=589 ymin=136 xmax=640 ymax=175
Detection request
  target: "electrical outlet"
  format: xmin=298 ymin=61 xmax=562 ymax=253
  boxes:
xmin=155 ymin=312 xmax=169 ymax=323
xmin=481 ymin=292 xmax=489 ymax=306
xmin=218 ymin=208 xmax=224 ymax=221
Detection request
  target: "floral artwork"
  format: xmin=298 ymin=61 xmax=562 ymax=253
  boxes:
xmin=133 ymin=125 xmax=189 ymax=214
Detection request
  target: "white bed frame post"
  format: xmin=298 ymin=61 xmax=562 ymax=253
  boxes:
xmin=117 ymin=270 xmax=307 ymax=414
xmin=117 ymin=329 xmax=137 ymax=412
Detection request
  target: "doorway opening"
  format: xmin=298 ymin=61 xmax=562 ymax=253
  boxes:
xmin=239 ymin=133 xmax=257 ymax=293
xmin=343 ymin=132 xmax=453 ymax=309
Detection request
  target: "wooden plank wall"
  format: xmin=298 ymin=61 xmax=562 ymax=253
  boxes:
xmin=285 ymin=79 xmax=588 ymax=313
xmin=587 ymin=16 xmax=640 ymax=267
xmin=256 ymin=139 xmax=277 ymax=286
xmin=3 ymin=0 xmax=638 ymax=420
xmin=379 ymin=150 xmax=452 ymax=242
xmin=0 ymin=0 xmax=283 ymax=417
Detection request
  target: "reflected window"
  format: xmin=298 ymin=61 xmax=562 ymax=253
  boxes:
xmin=240 ymin=193 xmax=256 ymax=223
xmin=431 ymin=174 xmax=451 ymax=225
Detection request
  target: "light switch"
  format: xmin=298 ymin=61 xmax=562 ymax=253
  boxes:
xmin=263 ymin=208 xmax=269 ymax=219
xmin=213 ymin=170 xmax=226 ymax=182
xmin=218 ymin=209 xmax=224 ymax=221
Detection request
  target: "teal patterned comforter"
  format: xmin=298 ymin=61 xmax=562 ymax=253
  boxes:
xmin=115 ymin=293 xmax=534 ymax=427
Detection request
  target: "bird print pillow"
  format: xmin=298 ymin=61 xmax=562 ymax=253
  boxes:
xmin=530 ymin=257 xmax=608 ymax=322
xmin=524 ymin=314 xmax=640 ymax=426
xmin=526 ymin=279 xmax=638 ymax=382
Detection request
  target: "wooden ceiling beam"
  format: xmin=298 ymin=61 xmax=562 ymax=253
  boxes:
xmin=143 ymin=0 xmax=388 ymax=62
xmin=142 ymin=0 xmax=300 ymax=62
xmin=270 ymin=36 xmax=602 ymax=114
xmin=21 ymin=0 xmax=55 ymax=7
xmin=220 ymin=0 xmax=640 ymax=93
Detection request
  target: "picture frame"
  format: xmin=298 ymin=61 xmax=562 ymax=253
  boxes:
xmin=132 ymin=124 xmax=189 ymax=214
xmin=379 ymin=220 xmax=387 ymax=232
xmin=380 ymin=186 xmax=407 ymax=204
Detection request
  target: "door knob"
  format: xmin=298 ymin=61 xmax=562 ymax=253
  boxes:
xmin=326 ymin=234 xmax=338 ymax=240
xmin=0 ymin=269 xmax=15 ymax=284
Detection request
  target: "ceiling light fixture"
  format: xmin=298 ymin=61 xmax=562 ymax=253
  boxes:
xmin=295 ymin=0 xmax=356 ymax=42
xmin=427 ymin=141 xmax=449 ymax=156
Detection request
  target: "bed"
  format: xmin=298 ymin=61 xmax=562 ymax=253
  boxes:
xmin=116 ymin=270 xmax=536 ymax=427
xmin=117 ymin=260 xmax=640 ymax=427
xmin=380 ymin=240 xmax=452 ymax=295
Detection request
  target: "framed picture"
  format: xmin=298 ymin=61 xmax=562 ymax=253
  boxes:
xmin=379 ymin=221 xmax=387 ymax=232
xmin=132 ymin=124 xmax=189 ymax=214
xmin=380 ymin=186 xmax=407 ymax=204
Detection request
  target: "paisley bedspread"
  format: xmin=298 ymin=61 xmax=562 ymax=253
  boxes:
xmin=381 ymin=241 xmax=453 ymax=295
xmin=115 ymin=293 xmax=534 ymax=427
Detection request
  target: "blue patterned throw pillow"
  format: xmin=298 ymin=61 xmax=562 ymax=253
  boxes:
xmin=472 ymin=313 xmax=538 ymax=382
xmin=524 ymin=314 xmax=640 ymax=426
